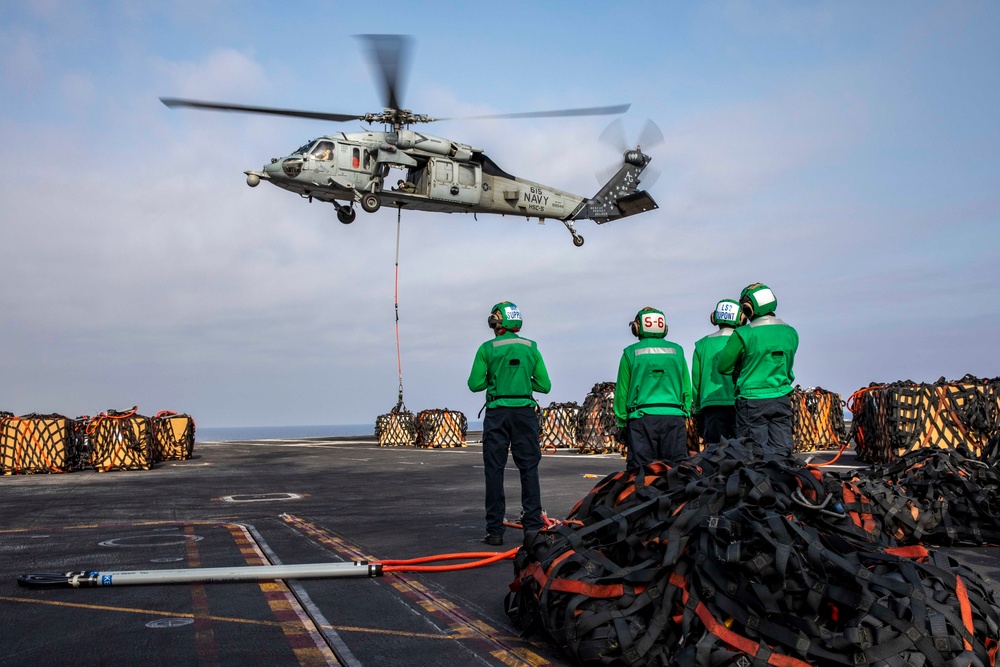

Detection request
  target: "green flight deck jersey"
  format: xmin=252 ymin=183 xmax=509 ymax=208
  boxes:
xmin=691 ymin=329 xmax=737 ymax=414
xmin=717 ymin=315 xmax=798 ymax=400
xmin=613 ymin=338 xmax=692 ymax=428
xmin=468 ymin=332 xmax=551 ymax=408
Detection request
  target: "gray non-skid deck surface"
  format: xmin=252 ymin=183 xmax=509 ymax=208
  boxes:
xmin=0 ymin=435 xmax=625 ymax=666
xmin=2 ymin=437 xmax=999 ymax=667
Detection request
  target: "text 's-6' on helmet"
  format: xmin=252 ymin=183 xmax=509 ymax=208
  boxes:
xmin=488 ymin=301 xmax=522 ymax=333
xmin=711 ymin=299 xmax=741 ymax=327
xmin=739 ymin=283 xmax=777 ymax=323
xmin=629 ymin=307 xmax=667 ymax=339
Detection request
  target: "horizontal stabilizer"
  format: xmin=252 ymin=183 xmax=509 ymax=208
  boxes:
xmin=594 ymin=190 xmax=658 ymax=224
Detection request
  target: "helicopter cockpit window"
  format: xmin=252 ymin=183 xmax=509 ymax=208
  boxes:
xmin=435 ymin=161 xmax=453 ymax=183
xmin=294 ymin=142 xmax=315 ymax=156
xmin=310 ymin=141 xmax=335 ymax=161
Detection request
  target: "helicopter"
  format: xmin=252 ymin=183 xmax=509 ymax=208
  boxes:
xmin=160 ymin=35 xmax=658 ymax=247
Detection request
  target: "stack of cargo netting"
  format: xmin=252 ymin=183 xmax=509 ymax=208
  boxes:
xmin=0 ymin=413 xmax=79 ymax=475
xmin=375 ymin=404 xmax=419 ymax=447
xmin=539 ymin=402 xmax=579 ymax=453
xmin=506 ymin=438 xmax=1000 ymax=667
xmin=684 ymin=416 xmax=702 ymax=456
xmin=790 ymin=385 xmax=847 ymax=452
xmin=575 ymin=382 xmax=620 ymax=455
xmin=150 ymin=411 xmax=196 ymax=462
xmin=846 ymin=446 xmax=1000 ymax=546
xmin=849 ymin=374 xmax=1000 ymax=464
xmin=1 ymin=407 xmax=194 ymax=475
xmin=87 ymin=407 xmax=154 ymax=471
xmin=415 ymin=409 xmax=467 ymax=448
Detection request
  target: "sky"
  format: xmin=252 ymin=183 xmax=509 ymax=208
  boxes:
xmin=1 ymin=1 xmax=998 ymax=428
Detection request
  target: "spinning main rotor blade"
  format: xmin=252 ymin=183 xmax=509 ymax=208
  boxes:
xmin=159 ymin=97 xmax=364 ymax=123
xmin=599 ymin=118 xmax=664 ymax=151
xmin=357 ymin=34 xmax=411 ymax=112
xmin=438 ymin=103 xmax=630 ymax=121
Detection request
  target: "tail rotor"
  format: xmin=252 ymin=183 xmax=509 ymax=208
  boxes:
xmin=596 ymin=118 xmax=663 ymax=188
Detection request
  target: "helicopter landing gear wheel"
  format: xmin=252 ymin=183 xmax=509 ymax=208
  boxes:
xmin=573 ymin=235 xmax=585 ymax=247
xmin=360 ymin=193 xmax=381 ymax=213
xmin=337 ymin=205 xmax=357 ymax=225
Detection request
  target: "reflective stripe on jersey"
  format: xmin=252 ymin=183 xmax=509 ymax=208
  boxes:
xmin=635 ymin=347 xmax=677 ymax=356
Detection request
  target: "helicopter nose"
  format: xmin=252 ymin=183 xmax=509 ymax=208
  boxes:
xmin=264 ymin=157 xmax=302 ymax=180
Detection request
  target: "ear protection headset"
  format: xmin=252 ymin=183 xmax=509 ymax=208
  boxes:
xmin=487 ymin=301 xmax=522 ymax=333
xmin=739 ymin=295 xmax=756 ymax=326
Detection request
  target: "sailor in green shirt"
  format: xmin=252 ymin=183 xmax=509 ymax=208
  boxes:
xmin=613 ymin=307 xmax=692 ymax=469
xmin=717 ymin=283 xmax=799 ymax=453
xmin=468 ymin=301 xmax=551 ymax=546
xmin=691 ymin=299 xmax=740 ymax=444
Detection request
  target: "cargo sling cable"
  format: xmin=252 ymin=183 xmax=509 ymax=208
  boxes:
xmin=17 ymin=550 xmax=517 ymax=588
xmin=393 ymin=207 xmax=405 ymax=410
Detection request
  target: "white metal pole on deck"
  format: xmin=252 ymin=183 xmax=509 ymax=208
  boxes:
xmin=19 ymin=561 xmax=382 ymax=588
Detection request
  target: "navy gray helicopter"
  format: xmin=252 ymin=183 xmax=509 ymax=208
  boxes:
xmin=161 ymin=35 xmax=658 ymax=247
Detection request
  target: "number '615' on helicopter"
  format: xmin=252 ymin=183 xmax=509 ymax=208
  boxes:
xmin=160 ymin=35 xmax=659 ymax=247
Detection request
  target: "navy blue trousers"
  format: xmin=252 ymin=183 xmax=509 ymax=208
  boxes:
xmin=482 ymin=407 xmax=543 ymax=536
xmin=699 ymin=405 xmax=737 ymax=444
xmin=625 ymin=414 xmax=688 ymax=470
xmin=735 ymin=395 xmax=794 ymax=453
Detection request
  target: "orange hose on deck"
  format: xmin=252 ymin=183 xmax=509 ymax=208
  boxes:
xmin=381 ymin=549 xmax=517 ymax=573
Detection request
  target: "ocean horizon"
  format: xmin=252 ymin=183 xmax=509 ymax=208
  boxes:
xmin=196 ymin=421 xmax=484 ymax=442
xmin=196 ymin=424 xmax=374 ymax=442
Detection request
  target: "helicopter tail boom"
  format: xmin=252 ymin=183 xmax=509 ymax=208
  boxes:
xmin=573 ymin=149 xmax=658 ymax=223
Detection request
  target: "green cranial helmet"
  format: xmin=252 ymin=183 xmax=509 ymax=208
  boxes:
xmin=739 ymin=283 xmax=778 ymax=321
xmin=488 ymin=301 xmax=522 ymax=332
xmin=711 ymin=299 xmax=741 ymax=328
xmin=630 ymin=307 xmax=667 ymax=339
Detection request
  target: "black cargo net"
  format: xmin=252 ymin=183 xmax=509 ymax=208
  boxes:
xmin=791 ymin=386 xmax=847 ymax=452
xmin=0 ymin=413 xmax=76 ymax=474
xmin=415 ymin=409 xmax=467 ymax=448
xmin=540 ymin=402 xmax=580 ymax=453
xmin=507 ymin=439 xmax=1000 ymax=667
xmin=151 ymin=411 xmax=196 ymax=461
xmin=846 ymin=446 xmax=1000 ymax=547
xmin=575 ymin=382 xmax=620 ymax=455
xmin=86 ymin=407 xmax=153 ymax=472
xmin=849 ymin=375 xmax=1000 ymax=464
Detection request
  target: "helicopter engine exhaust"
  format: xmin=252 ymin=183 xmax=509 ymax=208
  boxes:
xmin=387 ymin=130 xmax=476 ymax=163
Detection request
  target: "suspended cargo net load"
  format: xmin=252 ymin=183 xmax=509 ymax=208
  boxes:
xmin=87 ymin=407 xmax=153 ymax=472
xmin=539 ymin=402 xmax=579 ymax=453
xmin=375 ymin=404 xmax=418 ymax=447
xmin=506 ymin=439 xmax=1000 ymax=667
xmin=0 ymin=413 xmax=77 ymax=475
xmin=575 ymin=382 xmax=620 ymax=454
xmin=151 ymin=411 xmax=196 ymax=462
xmin=849 ymin=374 xmax=1000 ymax=464
xmin=415 ymin=409 xmax=467 ymax=448
xmin=791 ymin=385 xmax=847 ymax=452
